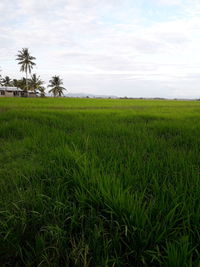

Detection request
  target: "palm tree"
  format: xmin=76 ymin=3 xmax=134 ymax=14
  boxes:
xmin=16 ymin=48 xmax=36 ymax=91
xmin=38 ymin=86 xmax=46 ymax=97
xmin=2 ymin=76 xmax=13 ymax=87
xmin=13 ymin=78 xmax=27 ymax=91
xmin=12 ymin=79 xmax=19 ymax=88
xmin=0 ymin=76 xmax=3 ymax=86
xmin=48 ymin=76 xmax=66 ymax=97
xmin=29 ymin=74 xmax=44 ymax=93
xmin=0 ymin=68 xmax=3 ymax=86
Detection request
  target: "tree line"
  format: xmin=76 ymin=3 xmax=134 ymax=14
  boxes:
xmin=0 ymin=48 xmax=66 ymax=97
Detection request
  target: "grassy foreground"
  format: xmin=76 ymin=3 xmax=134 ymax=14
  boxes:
xmin=0 ymin=98 xmax=199 ymax=266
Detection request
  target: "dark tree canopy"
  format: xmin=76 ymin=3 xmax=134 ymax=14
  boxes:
xmin=48 ymin=75 xmax=66 ymax=97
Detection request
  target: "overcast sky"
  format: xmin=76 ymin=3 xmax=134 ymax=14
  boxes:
xmin=0 ymin=0 xmax=200 ymax=98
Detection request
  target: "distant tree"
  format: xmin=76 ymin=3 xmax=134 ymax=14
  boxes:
xmin=0 ymin=76 xmax=2 ymax=86
xmin=2 ymin=76 xmax=13 ymax=87
xmin=38 ymin=86 xmax=46 ymax=97
xmin=16 ymin=48 xmax=36 ymax=91
xmin=48 ymin=76 xmax=66 ymax=97
xmin=12 ymin=79 xmax=20 ymax=88
xmin=0 ymin=69 xmax=3 ymax=86
xmin=29 ymin=74 xmax=44 ymax=93
xmin=13 ymin=78 xmax=27 ymax=90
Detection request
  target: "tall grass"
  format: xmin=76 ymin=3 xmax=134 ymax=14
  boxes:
xmin=0 ymin=98 xmax=199 ymax=266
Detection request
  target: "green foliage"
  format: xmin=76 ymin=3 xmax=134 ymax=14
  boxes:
xmin=16 ymin=48 xmax=36 ymax=91
xmin=16 ymin=48 xmax=36 ymax=75
xmin=0 ymin=98 xmax=199 ymax=266
xmin=13 ymin=78 xmax=27 ymax=91
xmin=1 ymin=76 xmax=13 ymax=87
xmin=29 ymin=74 xmax=44 ymax=93
xmin=38 ymin=86 xmax=46 ymax=97
xmin=48 ymin=76 xmax=66 ymax=97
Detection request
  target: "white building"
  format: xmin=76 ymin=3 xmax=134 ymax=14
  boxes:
xmin=0 ymin=87 xmax=37 ymax=97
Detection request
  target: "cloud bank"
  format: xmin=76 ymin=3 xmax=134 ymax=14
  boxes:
xmin=0 ymin=0 xmax=200 ymax=98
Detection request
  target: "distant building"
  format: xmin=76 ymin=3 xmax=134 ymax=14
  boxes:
xmin=0 ymin=87 xmax=37 ymax=97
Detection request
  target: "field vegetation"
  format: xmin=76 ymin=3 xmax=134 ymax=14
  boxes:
xmin=0 ymin=98 xmax=199 ymax=266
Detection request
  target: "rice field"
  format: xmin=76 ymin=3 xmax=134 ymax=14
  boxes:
xmin=0 ymin=97 xmax=199 ymax=266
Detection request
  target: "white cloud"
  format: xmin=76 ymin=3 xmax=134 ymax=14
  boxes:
xmin=152 ymin=0 xmax=182 ymax=6
xmin=0 ymin=0 xmax=200 ymax=98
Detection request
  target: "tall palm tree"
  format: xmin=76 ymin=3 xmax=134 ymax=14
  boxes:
xmin=2 ymin=76 xmax=13 ymax=87
xmin=48 ymin=76 xmax=66 ymax=97
xmin=16 ymin=48 xmax=36 ymax=91
xmin=29 ymin=74 xmax=44 ymax=93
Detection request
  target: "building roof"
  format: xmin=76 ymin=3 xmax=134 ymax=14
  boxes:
xmin=0 ymin=87 xmax=23 ymax=92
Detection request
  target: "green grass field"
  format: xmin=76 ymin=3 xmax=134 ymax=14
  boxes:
xmin=0 ymin=98 xmax=199 ymax=266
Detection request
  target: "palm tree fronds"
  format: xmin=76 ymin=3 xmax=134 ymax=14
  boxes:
xmin=48 ymin=75 xmax=66 ymax=97
xmin=16 ymin=48 xmax=36 ymax=90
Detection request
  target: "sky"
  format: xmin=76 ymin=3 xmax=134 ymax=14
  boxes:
xmin=0 ymin=0 xmax=200 ymax=98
